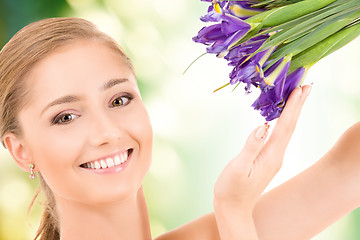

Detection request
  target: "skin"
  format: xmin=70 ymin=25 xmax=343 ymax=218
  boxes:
xmin=156 ymin=85 xmax=313 ymax=240
xmin=252 ymin=120 xmax=360 ymax=240
xmin=5 ymin=40 xmax=153 ymax=240
xmin=4 ymin=39 xmax=359 ymax=239
xmin=213 ymin=86 xmax=311 ymax=240
xmin=156 ymin=102 xmax=360 ymax=239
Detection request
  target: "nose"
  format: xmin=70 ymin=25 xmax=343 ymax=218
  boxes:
xmin=88 ymin=111 xmax=122 ymax=147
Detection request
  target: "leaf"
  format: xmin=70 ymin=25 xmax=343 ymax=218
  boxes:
xmin=246 ymin=0 xmax=339 ymax=27
xmin=251 ymin=0 xmax=305 ymax=9
xmin=289 ymin=20 xmax=360 ymax=72
xmin=261 ymin=0 xmax=359 ymax=53
xmin=268 ymin=7 xmax=360 ymax=66
xmin=233 ymin=0 xmax=355 ymax=61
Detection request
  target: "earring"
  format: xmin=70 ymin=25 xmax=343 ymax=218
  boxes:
xmin=29 ymin=163 xmax=36 ymax=179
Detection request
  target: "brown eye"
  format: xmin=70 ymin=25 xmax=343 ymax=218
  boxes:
xmin=52 ymin=113 xmax=78 ymax=125
xmin=112 ymin=98 xmax=123 ymax=107
xmin=111 ymin=96 xmax=130 ymax=107
xmin=60 ymin=114 xmax=73 ymax=123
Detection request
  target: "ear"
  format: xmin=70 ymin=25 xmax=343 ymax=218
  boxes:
xmin=3 ymin=133 xmax=33 ymax=172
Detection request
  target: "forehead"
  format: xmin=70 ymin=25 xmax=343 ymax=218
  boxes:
xmin=29 ymin=40 xmax=135 ymax=82
xmin=24 ymin=40 xmax=137 ymax=101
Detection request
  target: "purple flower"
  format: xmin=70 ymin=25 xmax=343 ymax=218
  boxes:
xmin=200 ymin=2 xmax=226 ymax=22
xmin=252 ymin=66 xmax=307 ymax=121
xmin=259 ymin=56 xmax=291 ymax=91
xmin=228 ymin=1 xmax=265 ymax=20
xmin=282 ymin=67 xmax=307 ymax=102
xmin=201 ymin=1 xmax=265 ymax=21
xmin=225 ymin=35 xmax=269 ymax=66
xmin=227 ymin=45 xmax=276 ymax=92
xmin=193 ymin=1 xmax=266 ymax=56
xmin=200 ymin=9 xmax=223 ymax=23
xmin=193 ymin=14 xmax=252 ymax=56
xmin=230 ymin=61 xmax=263 ymax=92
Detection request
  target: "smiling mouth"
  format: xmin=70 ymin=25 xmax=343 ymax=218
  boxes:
xmin=80 ymin=149 xmax=133 ymax=170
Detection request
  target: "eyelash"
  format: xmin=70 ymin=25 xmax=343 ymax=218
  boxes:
xmin=51 ymin=93 xmax=134 ymax=125
xmin=51 ymin=113 xmax=79 ymax=125
xmin=109 ymin=93 xmax=133 ymax=108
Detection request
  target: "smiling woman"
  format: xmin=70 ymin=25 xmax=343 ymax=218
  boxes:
xmin=2 ymin=16 xmax=360 ymax=240
xmin=0 ymin=16 xmax=297 ymax=240
xmin=0 ymin=18 xmax=154 ymax=239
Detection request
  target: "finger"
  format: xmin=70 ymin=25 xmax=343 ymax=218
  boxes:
xmin=235 ymin=123 xmax=270 ymax=170
xmin=264 ymin=85 xmax=312 ymax=154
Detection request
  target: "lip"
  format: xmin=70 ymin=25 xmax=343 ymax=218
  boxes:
xmin=79 ymin=149 xmax=133 ymax=174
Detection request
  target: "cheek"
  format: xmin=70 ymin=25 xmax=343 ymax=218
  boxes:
xmin=126 ymin=104 xmax=153 ymax=167
xmin=19 ymin=110 xmax=87 ymax=199
xmin=22 ymin=116 xmax=82 ymax=168
xmin=34 ymin=127 xmax=83 ymax=166
xmin=27 ymin=126 xmax=85 ymax=194
xmin=134 ymin=108 xmax=153 ymax=148
xmin=138 ymin=106 xmax=153 ymax=147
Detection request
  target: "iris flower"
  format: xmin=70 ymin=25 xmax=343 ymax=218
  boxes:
xmin=193 ymin=14 xmax=252 ymax=56
xmin=260 ymin=55 xmax=291 ymax=91
xmin=225 ymin=35 xmax=269 ymax=66
xmin=193 ymin=0 xmax=360 ymax=121
xmin=228 ymin=1 xmax=265 ymax=20
xmin=252 ymin=66 xmax=307 ymax=121
xmin=228 ymin=45 xmax=276 ymax=92
xmin=201 ymin=1 xmax=265 ymax=21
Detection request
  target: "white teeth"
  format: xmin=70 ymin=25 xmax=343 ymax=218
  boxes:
xmin=114 ymin=155 xmax=121 ymax=165
xmin=120 ymin=152 xmax=128 ymax=163
xmin=94 ymin=161 xmax=101 ymax=169
xmin=106 ymin=158 xmax=114 ymax=168
xmin=84 ymin=150 xmax=130 ymax=170
xmin=100 ymin=160 xmax=107 ymax=169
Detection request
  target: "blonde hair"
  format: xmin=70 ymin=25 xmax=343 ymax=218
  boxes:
xmin=0 ymin=17 xmax=134 ymax=239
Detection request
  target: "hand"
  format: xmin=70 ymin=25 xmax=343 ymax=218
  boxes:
xmin=214 ymin=85 xmax=312 ymax=211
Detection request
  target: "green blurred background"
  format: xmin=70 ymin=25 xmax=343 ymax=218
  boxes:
xmin=0 ymin=0 xmax=360 ymax=239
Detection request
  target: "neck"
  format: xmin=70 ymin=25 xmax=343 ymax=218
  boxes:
xmin=57 ymin=186 xmax=151 ymax=240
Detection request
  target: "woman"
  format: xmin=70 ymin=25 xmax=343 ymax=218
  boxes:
xmin=0 ymin=17 xmax=356 ymax=240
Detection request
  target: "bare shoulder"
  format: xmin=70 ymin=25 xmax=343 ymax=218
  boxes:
xmin=330 ymin=121 xmax=360 ymax=161
xmin=344 ymin=121 xmax=360 ymax=135
xmin=153 ymin=213 xmax=219 ymax=240
xmin=337 ymin=121 xmax=360 ymax=146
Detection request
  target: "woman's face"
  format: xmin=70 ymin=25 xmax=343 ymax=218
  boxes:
xmin=18 ymin=40 xmax=153 ymax=205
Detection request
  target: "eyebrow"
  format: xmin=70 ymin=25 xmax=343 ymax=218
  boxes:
xmin=101 ymin=78 xmax=129 ymax=91
xmin=41 ymin=78 xmax=129 ymax=116
xmin=40 ymin=95 xmax=81 ymax=116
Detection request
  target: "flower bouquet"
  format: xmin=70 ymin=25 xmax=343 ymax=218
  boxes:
xmin=193 ymin=0 xmax=360 ymax=121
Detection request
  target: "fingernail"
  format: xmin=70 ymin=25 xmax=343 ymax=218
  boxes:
xmin=307 ymin=84 xmax=313 ymax=96
xmin=297 ymin=87 xmax=303 ymax=99
xmin=255 ymin=122 xmax=270 ymax=140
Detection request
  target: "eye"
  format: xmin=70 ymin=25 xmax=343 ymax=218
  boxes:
xmin=52 ymin=113 xmax=79 ymax=125
xmin=110 ymin=94 xmax=133 ymax=108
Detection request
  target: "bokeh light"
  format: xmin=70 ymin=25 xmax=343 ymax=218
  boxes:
xmin=0 ymin=0 xmax=360 ymax=239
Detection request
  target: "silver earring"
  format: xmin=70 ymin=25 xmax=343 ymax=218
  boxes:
xmin=29 ymin=163 xmax=36 ymax=179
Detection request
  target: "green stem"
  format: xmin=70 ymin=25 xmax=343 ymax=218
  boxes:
xmin=183 ymin=52 xmax=207 ymax=75
xmin=246 ymin=0 xmax=338 ymax=27
xmin=289 ymin=21 xmax=360 ymax=72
